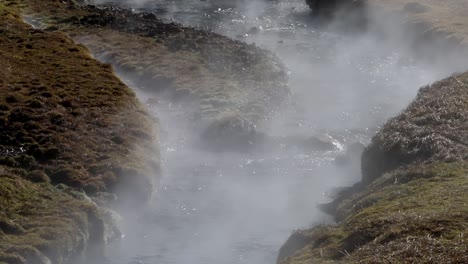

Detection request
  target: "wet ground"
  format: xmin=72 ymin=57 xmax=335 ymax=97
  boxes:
xmin=89 ymin=1 xmax=456 ymax=263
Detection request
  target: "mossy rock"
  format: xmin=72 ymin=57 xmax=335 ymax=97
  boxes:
xmin=200 ymin=113 xmax=265 ymax=152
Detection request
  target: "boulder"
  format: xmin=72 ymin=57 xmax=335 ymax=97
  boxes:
xmin=200 ymin=114 xmax=264 ymax=152
xmin=305 ymin=0 xmax=365 ymax=13
xmin=334 ymin=142 xmax=365 ymax=166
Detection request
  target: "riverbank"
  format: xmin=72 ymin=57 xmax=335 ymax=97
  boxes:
xmin=22 ymin=0 xmax=289 ymax=147
xmin=0 ymin=0 xmax=290 ymax=262
xmin=277 ymin=1 xmax=468 ymax=263
xmin=0 ymin=1 xmax=159 ymax=262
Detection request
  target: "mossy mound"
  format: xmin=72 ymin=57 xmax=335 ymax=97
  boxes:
xmin=1 ymin=2 xmax=159 ymax=262
xmin=278 ymin=163 xmax=468 ymax=264
xmin=0 ymin=168 xmax=111 ymax=264
xmin=20 ymin=0 xmax=289 ymax=135
xmin=0 ymin=2 xmax=159 ymax=206
xmin=362 ymin=72 xmax=468 ymax=184
xmin=278 ymin=72 xmax=468 ymax=263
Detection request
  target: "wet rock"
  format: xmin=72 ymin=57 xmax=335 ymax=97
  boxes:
xmin=277 ymin=230 xmax=313 ymax=263
xmin=304 ymin=134 xmax=340 ymax=151
xmin=306 ymin=0 xmax=364 ymax=13
xmin=247 ymin=26 xmax=261 ymax=35
xmin=403 ymin=2 xmax=430 ymax=14
xmin=305 ymin=0 xmax=368 ymax=30
xmin=334 ymin=141 xmax=365 ymax=166
xmin=200 ymin=114 xmax=264 ymax=152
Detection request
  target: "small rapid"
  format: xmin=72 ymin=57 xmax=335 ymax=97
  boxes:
xmin=88 ymin=1 xmax=459 ymax=263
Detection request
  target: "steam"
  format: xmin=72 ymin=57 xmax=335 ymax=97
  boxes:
xmin=83 ymin=1 xmax=468 ymax=264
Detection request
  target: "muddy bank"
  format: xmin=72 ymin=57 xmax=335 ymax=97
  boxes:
xmin=277 ymin=2 xmax=468 ymax=262
xmin=0 ymin=1 xmax=158 ymax=262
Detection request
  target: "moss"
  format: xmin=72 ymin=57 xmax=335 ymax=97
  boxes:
xmin=279 ymin=71 xmax=468 ymax=264
xmin=279 ymin=162 xmax=468 ymax=264
xmin=0 ymin=170 xmax=108 ymax=263
xmin=0 ymin=0 xmax=159 ymax=202
xmin=18 ymin=0 xmax=288 ymax=130
xmin=0 ymin=2 xmax=160 ymax=261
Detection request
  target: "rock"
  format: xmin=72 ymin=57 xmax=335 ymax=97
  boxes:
xmin=200 ymin=114 xmax=264 ymax=152
xmin=403 ymin=2 xmax=430 ymax=14
xmin=334 ymin=141 xmax=365 ymax=166
xmin=277 ymin=230 xmax=313 ymax=263
xmin=362 ymin=74 xmax=468 ymax=184
xmin=305 ymin=0 xmax=368 ymax=30
xmin=306 ymin=0 xmax=364 ymax=13
xmin=304 ymin=134 xmax=341 ymax=151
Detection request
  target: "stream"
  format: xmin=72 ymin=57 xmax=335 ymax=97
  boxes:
xmin=88 ymin=1 xmax=459 ymax=263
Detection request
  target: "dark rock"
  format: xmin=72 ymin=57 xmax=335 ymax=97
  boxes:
xmin=306 ymin=0 xmax=365 ymax=13
xmin=334 ymin=141 xmax=365 ymax=166
xmin=403 ymin=2 xmax=430 ymax=14
xmin=200 ymin=114 xmax=263 ymax=152
xmin=277 ymin=230 xmax=314 ymax=263
xmin=304 ymin=134 xmax=340 ymax=151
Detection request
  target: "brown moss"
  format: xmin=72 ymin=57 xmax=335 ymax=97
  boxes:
xmin=362 ymin=72 xmax=468 ymax=183
xmin=278 ymin=70 xmax=468 ymax=264
xmin=0 ymin=171 xmax=107 ymax=263
xmin=279 ymin=163 xmax=468 ymax=264
xmin=0 ymin=1 xmax=159 ymax=205
xmin=0 ymin=2 xmax=159 ymax=262
xmin=18 ymin=0 xmax=289 ymax=127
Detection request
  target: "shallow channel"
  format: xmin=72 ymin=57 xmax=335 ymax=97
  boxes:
xmin=88 ymin=1 xmax=461 ymax=263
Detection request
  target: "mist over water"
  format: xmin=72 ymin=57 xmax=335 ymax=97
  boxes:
xmin=86 ymin=1 xmax=467 ymax=264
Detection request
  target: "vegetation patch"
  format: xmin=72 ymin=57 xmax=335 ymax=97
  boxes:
xmin=278 ymin=71 xmax=468 ymax=263
xmin=19 ymin=0 xmax=289 ymax=134
xmin=0 ymin=1 xmax=159 ymax=206
xmin=1 ymin=1 xmax=159 ymax=262
xmin=0 ymin=169 xmax=111 ymax=264
xmin=278 ymin=163 xmax=468 ymax=264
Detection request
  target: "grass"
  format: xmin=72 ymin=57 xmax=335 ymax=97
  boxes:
xmin=18 ymin=0 xmax=289 ymax=127
xmin=368 ymin=0 xmax=468 ymax=45
xmin=279 ymin=163 xmax=468 ymax=264
xmin=0 ymin=169 xmax=108 ymax=263
xmin=0 ymin=1 xmax=159 ymax=205
xmin=278 ymin=70 xmax=468 ymax=263
xmin=0 ymin=1 xmax=159 ymax=262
